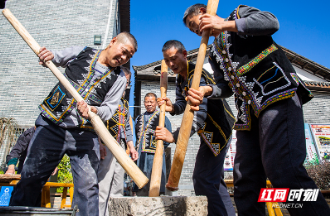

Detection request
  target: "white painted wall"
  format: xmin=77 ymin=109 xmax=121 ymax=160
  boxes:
xmin=203 ymin=57 xmax=214 ymax=75
xmin=293 ymin=65 xmax=326 ymax=82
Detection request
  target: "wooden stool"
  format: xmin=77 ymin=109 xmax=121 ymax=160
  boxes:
xmin=40 ymin=182 xmax=74 ymax=208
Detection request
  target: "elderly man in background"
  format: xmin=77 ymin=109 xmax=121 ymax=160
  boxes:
xmin=132 ymin=93 xmax=172 ymax=196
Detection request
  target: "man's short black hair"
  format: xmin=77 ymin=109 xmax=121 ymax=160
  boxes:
xmin=183 ymin=4 xmax=206 ymax=26
xmin=117 ymin=32 xmax=138 ymax=52
xmin=144 ymin=93 xmax=157 ymax=101
xmin=162 ymin=40 xmax=186 ymax=53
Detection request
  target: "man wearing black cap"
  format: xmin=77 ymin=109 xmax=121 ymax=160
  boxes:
xmin=0 ymin=0 xmax=6 ymax=9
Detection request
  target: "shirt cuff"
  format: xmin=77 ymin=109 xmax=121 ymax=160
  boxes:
xmin=172 ymin=130 xmax=179 ymax=144
xmin=235 ymin=18 xmax=247 ymax=35
xmin=172 ymin=104 xmax=181 ymax=116
xmin=7 ymin=158 xmax=18 ymax=166
xmin=50 ymin=49 xmax=64 ymax=67
xmin=95 ymin=106 xmax=106 ymax=122
xmin=207 ymin=84 xmax=221 ymax=98
xmin=126 ymin=135 xmax=133 ymax=142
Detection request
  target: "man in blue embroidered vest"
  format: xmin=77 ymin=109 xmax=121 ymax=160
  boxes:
xmin=155 ymin=40 xmax=236 ymax=216
xmin=9 ymin=32 xmax=137 ymax=216
xmin=183 ymin=4 xmax=329 ymax=215
xmin=98 ymin=67 xmax=138 ymax=216
xmin=132 ymin=93 xmax=172 ymax=196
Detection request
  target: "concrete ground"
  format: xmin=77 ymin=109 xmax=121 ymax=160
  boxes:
xmin=108 ymin=196 xmax=208 ymax=216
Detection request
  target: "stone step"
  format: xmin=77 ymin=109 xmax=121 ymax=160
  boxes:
xmin=108 ymin=196 xmax=208 ymax=216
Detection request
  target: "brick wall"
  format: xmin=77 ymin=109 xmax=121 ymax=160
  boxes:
xmin=0 ymin=0 xmax=119 ymax=165
xmin=0 ymin=0 xmax=119 ymax=126
xmin=303 ymin=91 xmax=330 ymax=123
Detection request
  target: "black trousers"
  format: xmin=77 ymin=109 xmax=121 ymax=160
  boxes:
xmin=193 ymin=138 xmax=235 ymax=216
xmin=10 ymin=115 xmax=100 ymax=216
xmin=233 ymin=93 xmax=329 ymax=216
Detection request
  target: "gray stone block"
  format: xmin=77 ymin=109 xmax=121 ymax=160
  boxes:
xmin=108 ymin=196 xmax=208 ymax=216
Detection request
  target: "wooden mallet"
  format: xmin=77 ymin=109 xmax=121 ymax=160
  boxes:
xmin=2 ymin=9 xmax=149 ymax=189
xmin=149 ymin=60 xmax=168 ymax=197
xmin=165 ymin=0 xmax=219 ymax=191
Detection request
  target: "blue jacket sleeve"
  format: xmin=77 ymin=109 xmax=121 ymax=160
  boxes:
xmin=125 ymin=111 xmax=133 ymax=142
xmin=163 ymin=116 xmax=172 ymax=148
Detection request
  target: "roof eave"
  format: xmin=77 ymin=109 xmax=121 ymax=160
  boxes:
xmin=304 ymin=81 xmax=330 ymax=92
xmin=133 ymin=45 xmax=330 ymax=82
xmin=280 ymin=46 xmax=330 ymax=81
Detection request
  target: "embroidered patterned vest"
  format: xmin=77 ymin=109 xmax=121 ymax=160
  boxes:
xmin=107 ymin=98 xmax=129 ymax=142
xmin=178 ymin=62 xmax=235 ymax=156
xmin=39 ymin=47 xmax=121 ymax=129
xmin=135 ymin=111 xmax=160 ymax=153
xmin=209 ymin=5 xmax=313 ymax=131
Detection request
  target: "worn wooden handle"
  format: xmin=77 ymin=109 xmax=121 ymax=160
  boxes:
xmin=2 ymin=9 xmax=149 ymax=189
xmin=149 ymin=60 xmax=168 ymax=197
xmin=89 ymin=112 xmax=148 ymax=189
xmin=166 ymin=0 xmax=219 ymax=191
